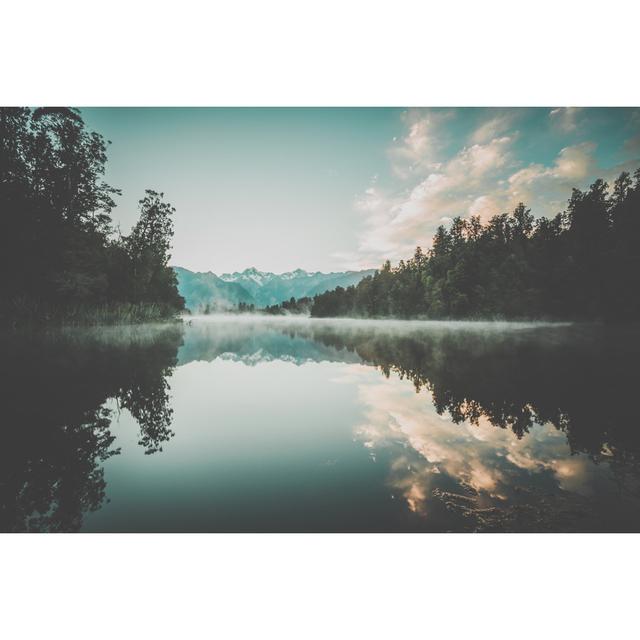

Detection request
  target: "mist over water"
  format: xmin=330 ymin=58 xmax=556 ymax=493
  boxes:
xmin=2 ymin=317 xmax=639 ymax=532
xmin=184 ymin=312 xmax=572 ymax=330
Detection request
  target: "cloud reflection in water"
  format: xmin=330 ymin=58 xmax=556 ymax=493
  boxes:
xmin=344 ymin=365 xmax=621 ymax=529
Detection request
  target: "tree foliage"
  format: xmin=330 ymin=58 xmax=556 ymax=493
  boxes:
xmin=311 ymin=172 xmax=640 ymax=320
xmin=262 ymin=296 xmax=312 ymax=315
xmin=0 ymin=107 xmax=184 ymax=322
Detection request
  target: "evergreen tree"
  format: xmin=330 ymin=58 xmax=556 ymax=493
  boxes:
xmin=310 ymin=172 xmax=640 ymax=321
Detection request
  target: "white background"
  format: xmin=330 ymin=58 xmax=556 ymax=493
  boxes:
xmin=2 ymin=1 xmax=639 ymax=638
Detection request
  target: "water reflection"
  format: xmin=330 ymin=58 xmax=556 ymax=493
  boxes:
xmin=295 ymin=321 xmax=640 ymax=460
xmin=277 ymin=320 xmax=640 ymax=530
xmin=0 ymin=325 xmax=183 ymax=532
xmin=352 ymin=370 xmax=636 ymax=531
xmin=2 ymin=317 xmax=639 ymax=532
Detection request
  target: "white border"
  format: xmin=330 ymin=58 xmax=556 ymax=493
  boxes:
xmin=2 ymin=1 xmax=640 ymax=106
xmin=2 ymin=533 xmax=639 ymax=639
xmin=2 ymin=1 xmax=639 ymax=638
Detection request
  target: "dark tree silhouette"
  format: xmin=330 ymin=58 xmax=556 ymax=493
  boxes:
xmin=0 ymin=107 xmax=184 ymax=324
xmin=0 ymin=325 xmax=183 ymax=532
xmin=261 ymin=296 xmax=312 ymax=315
xmin=310 ymin=171 xmax=640 ymax=321
xmin=286 ymin=322 xmax=640 ymax=477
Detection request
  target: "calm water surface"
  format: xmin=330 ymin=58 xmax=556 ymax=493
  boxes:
xmin=2 ymin=317 xmax=640 ymax=532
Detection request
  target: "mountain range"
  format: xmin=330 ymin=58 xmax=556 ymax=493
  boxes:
xmin=174 ymin=266 xmax=376 ymax=312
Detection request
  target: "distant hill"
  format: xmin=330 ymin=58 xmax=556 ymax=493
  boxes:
xmin=174 ymin=266 xmax=376 ymax=312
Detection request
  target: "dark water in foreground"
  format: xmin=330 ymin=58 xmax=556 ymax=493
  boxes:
xmin=2 ymin=317 xmax=640 ymax=533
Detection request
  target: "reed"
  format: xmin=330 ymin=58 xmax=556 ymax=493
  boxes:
xmin=0 ymin=298 xmax=182 ymax=328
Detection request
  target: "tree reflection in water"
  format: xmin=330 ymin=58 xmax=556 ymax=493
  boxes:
xmin=296 ymin=322 xmax=640 ymax=461
xmin=251 ymin=322 xmax=640 ymax=531
xmin=3 ymin=318 xmax=639 ymax=532
xmin=0 ymin=324 xmax=183 ymax=532
xmin=176 ymin=318 xmax=640 ymax=530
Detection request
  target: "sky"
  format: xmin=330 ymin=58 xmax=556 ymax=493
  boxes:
xmin=81 ymin=107 xmax=640 ymax=274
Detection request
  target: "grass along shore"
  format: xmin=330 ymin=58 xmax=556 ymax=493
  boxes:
xmin=0 ymin=299 xmax=182 ymax=328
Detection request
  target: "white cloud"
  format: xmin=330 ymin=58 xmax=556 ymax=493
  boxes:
xmin=447 ymin=135 xmax=513 ymax=179
xmin=352 ymin=369 xmax=606 ymax=518
xmin=387 ymin=109 xmax=453 ymax=179
xmin=469 ymin=194 xmax=501 ymax=219
xmin=471 ymin=112 xmax=515 ymax=144
xmin=506 ymin=142 xmax=598 ymax=215
xmin=554 ymin=142 xmax=596 ymax=179
xmin=343 ymin=109 xmax=629 ymax=270
xmin=351 ymin=132 xmax=517 ymax=266
xmin=507 ymin=142 xmax=595 ymax=187
xmin=549 ymin=107 xmax=583 ymax=132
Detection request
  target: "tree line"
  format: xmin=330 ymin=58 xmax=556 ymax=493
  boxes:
xmin=291 ymin=321 xmax=640 ymax=468
xmin=0 ymin=107 xmax=184 ymax=325
xmin=311 ymin=171 xmax=640 ymax=321
xmin=261 ymin=296 xmax=312 ymax=315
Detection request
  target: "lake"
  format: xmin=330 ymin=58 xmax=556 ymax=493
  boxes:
xmin=2 ymin=316 xmax=640 ymax=532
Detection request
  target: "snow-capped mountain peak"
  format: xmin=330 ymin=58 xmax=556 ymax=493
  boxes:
xmin=281 ymin=268 xmax=311 ymax=280
xmin=220 ymin=267 xmax=272 ymax=285
xmin=221 ymin=267 xmax=314 ymax=285
xmin=175 ymin=265 xmax=376 ymax=311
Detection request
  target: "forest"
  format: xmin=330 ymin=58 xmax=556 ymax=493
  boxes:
xmin=0 ymin=107 xmax=184 ymax=325
xmin=3 ymin=106 xmax=639 ymax=325
xmin=261 ymin=296 xmax=313 ymax=315
xmin=311 ymin=171 xmax=640 ymax=321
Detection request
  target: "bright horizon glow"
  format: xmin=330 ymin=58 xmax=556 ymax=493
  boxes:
xmin=81 ymin=107 xmax=640 ymax=274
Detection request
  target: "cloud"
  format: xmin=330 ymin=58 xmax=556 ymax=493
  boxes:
xmin=351 ymin=133 xmax=517 ymax=265
xmin=342 ymin=109 xmax=635 ymax=270
xmin=354 ymin=184 xmax=387 ymax=214
xmin=388 ymin=109 xmax=453 ymax=179
xmin=549 ymin=107 xmax=584 ymax=132
xmin=469 ymin=194 xmax=502 ymax=219
xmin=352 ymin=369 xmax=605 ymax=518
xmin=507 ymin=142 xmax=596 ymax=194
xmin=471 ymin=112 xmax=515 ymax=144
xmin=506 ymin=142 xmax=598 ymax=215
xmin=447 ymin=135 xmax=513 ymax=179
xmin=553 ymin=142 xmax=597 ymax=179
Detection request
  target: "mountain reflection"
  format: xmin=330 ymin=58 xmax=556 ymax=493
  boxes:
xmin=182 ymin=319 xmax=640 ymax=467
xmin=0 ymin=325 xmax=183 ymax=532
xmin=3 ymin=317 xmax=640 ymax=532
xmin=179 ymin=318 xmax=640 ymax=530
